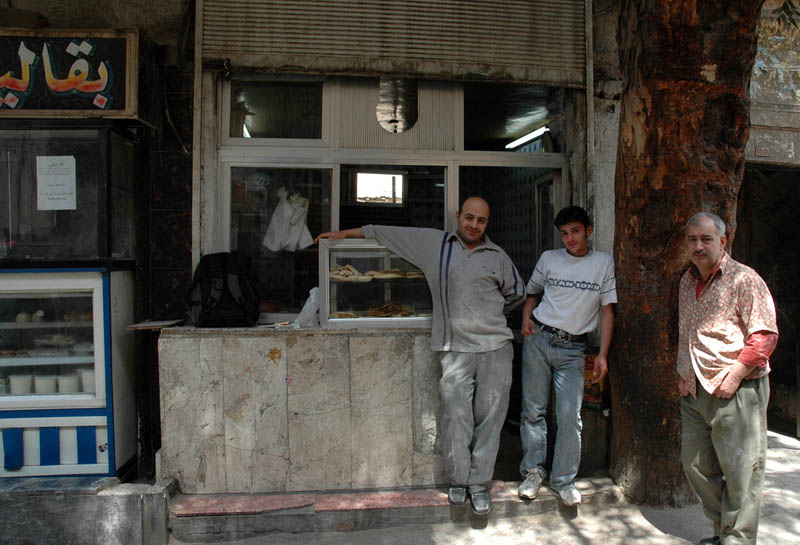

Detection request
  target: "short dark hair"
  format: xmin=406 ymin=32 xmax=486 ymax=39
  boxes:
xmin=554 ymin=205 xmax=591 ymax=228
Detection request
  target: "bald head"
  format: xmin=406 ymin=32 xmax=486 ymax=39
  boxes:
xmin=456 ymin=196 xmax=490 ymax=249
xmin=458 ymin=196 xmax=490 ymax=216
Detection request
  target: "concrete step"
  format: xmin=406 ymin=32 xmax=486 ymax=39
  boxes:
xmin=0 ymin=476 xmax=174 ymax=545
xmin=168 ymin=478 xmax=623 ymax=543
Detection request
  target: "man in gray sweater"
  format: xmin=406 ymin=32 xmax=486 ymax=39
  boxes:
xmin=315 ymin=196 xmax=524 ymax=516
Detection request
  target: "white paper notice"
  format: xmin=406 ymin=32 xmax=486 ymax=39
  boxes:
xmin=37 ymin=156 xmax=77 ymax=210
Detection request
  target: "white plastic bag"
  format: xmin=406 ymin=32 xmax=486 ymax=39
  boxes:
xmin=263 ymin=187 xmax=292 ymax=252
xmin=262 ymin=186 xmax=314 ymax=252
xmin=286 ymin=192 xmax=314 ymax=250
xmin=292 ymin=287 xmax=319 ymax=328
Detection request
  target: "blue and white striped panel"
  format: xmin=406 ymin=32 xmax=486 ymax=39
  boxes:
xmin=0 ymin=417 xmax=109 ymax=477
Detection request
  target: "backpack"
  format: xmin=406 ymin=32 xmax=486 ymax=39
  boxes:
xmin=188 ymin=252 xmax=260 ymax=327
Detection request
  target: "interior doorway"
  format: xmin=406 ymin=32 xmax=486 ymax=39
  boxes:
xmin=734 ymin=165 xmax=800 ymax=436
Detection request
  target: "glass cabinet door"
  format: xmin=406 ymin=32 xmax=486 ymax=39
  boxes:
xmin=320 ymin=240 xmax=433 ymax=328
xmin=328 ymin=248 xmax=432 ymax=319
xmin=0 ymin=272 xmax=104 ymax=407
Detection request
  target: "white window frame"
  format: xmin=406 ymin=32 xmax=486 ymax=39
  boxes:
xmin=220 ymin=75 xmax=331 ymax=148
xmin=351 ymin=170 xmax=407 ymax=206
xmin=214 ymin=77 xmax=570 ymax=250
xmin=219 ymin=161 xmax=337 ymax=252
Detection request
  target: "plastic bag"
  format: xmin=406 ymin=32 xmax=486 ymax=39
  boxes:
xmin=286 ymin=192 xmax=314 ymax=250
xmin=292 ymin=287 xmax=319 ymax=328
xmin=262 ymin=186 xmax=314 ymax=252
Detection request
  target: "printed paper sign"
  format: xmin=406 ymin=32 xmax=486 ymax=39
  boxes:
xmin=37 ymin=155 xmax=76 ymax=210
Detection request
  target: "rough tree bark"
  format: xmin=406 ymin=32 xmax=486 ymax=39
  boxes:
xmin=610 ymin=0 xmax=765 ymax=505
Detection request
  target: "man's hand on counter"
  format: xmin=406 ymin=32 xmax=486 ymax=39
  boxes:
xmin=314 ymin=227 xmax=365 ymax=244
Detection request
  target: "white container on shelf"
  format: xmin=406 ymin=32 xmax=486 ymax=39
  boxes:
xmin=9 ymin=374 xmax=33 ymax=394
xmin=80 ymin=369 xmax=95 ymax=393
xmin=58 ymin=375 xmax=80 ymax=393
xmin=34 ymin=375 xmax=57 ymax=393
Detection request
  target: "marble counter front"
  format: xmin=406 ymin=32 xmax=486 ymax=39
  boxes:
xmin=158 ymin=327 xmax=444 ymax=494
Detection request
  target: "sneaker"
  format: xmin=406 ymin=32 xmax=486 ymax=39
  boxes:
xmin=469 ymin=490 xmax=491 ymax=515
xmin=518 ymin=471 xmax=543 ymax=499
xmin=557 ymin=485 xmax=582 ymax=506
xmin=447 ymin=486 xmax=467 ymax=506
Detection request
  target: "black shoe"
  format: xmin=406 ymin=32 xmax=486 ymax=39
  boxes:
xmin=448 ymin=486 xmax=467 ymax=506
xmin=698 ymin=537 xmax=720 ymax=545
xmin=470 ymin=490 xmax=491 ymax=515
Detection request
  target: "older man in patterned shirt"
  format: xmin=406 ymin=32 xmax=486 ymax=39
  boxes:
xmin=677 ymin=212 xmax=778 ymax=545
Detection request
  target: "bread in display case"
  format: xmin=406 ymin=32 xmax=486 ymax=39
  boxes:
xmin=319 ymin=239 xmax=432 ymax=328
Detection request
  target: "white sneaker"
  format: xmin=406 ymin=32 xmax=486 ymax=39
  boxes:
xmin=518 ymin=471 xmax=543 ymax=499
xmin=557 ymin=485 xmax=581 ymax=506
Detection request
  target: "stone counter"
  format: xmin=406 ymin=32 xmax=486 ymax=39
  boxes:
xmin=158 ymin=327 xmax=444 ymax=494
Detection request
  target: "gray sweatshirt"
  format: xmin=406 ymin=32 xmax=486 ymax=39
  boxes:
xmin=362 ymin=225 xmax=524 ymax=352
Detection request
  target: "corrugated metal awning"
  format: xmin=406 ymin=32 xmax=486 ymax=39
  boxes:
xmin=200 ymin=0 xmax=586 ymax=87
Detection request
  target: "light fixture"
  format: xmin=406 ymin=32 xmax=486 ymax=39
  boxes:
xmin=505 ymin=126 xmax=549 ymax=150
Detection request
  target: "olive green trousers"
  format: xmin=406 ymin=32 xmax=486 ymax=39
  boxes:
xmin=680 ymin=376 xmax=769 ymax=545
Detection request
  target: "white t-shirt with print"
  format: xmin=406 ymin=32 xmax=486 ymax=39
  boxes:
xmin=527 ymin=248 xmax=617 ymax=335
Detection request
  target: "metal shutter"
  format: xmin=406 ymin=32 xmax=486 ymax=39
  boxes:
xmin=200 ymin=0 xmax=586 ymax=87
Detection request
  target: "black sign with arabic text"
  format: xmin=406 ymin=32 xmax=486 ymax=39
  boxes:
xmin=0 ymin=34 xmax=127 ymax=112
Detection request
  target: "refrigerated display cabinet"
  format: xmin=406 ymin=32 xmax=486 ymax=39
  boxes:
xmin=0 ymin=269 xmax=135 ymax=477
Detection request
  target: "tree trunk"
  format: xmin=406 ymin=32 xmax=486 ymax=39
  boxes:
xmin=610 ymin=0 xmax=765 ymax=505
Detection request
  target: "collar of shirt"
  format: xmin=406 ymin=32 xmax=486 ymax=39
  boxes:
xmin=564 ymin=248 xmax=594 ymax=260
xmin=691 ymin=252 xmax=729 ymax=298
xmin=448 ymin=232 xmax=501 ymax=253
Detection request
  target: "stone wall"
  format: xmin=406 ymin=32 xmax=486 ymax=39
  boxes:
xmin=158 ymin=328 xmax=444 ymax=494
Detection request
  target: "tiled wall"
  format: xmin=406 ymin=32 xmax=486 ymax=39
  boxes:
xmin=146 ymin=68 xmax=193 ymax=321
xmin=158 ymin=328 xmax=443 ymax=494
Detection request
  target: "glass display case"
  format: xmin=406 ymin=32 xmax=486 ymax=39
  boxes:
xmin=0 ymin=276 xmax=103 ymax=406
xmin=0 ymin=122 xmax=136 ymax=263
xmin=319 ymin=239 xmax=432 ymax=328
xmin=0 ymin=270 xmax=135 ymax=477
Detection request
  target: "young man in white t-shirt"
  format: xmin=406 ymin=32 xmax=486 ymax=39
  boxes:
xmin=518 ymin=205 xmax=616 ymax=505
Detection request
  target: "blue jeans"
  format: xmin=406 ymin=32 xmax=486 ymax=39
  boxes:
xmin=519 ymin=330 xmax=585 ymax=490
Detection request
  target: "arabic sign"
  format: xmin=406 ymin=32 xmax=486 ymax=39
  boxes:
xmin=0 ymin=30 xmax=137 ymax=117
xmin=37 ymin=156 xmax=77 ymax=210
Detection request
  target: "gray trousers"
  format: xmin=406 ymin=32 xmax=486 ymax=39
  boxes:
xmin=680 ymin=376 xmax=770 ymax=545
xmin=439 ymin=343 xmax=513 ymax=493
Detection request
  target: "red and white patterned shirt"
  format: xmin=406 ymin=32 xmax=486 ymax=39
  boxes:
xmin=677 ymin=253 xmax=778 ymax=396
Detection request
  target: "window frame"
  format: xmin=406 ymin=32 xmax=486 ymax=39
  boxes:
xmin=213 ymin=77 xmax=571 ymax=285
xmin=352 ymin=170 xmax=407 ymax=206
xmin=220 ymin=75 xmax=331 ymax=148
xmin=219 ymin=160 xmax=336 ymax=253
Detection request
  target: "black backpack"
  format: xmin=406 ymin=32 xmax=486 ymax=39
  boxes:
xmin=188 ymin=252 xmax=260 ymax=327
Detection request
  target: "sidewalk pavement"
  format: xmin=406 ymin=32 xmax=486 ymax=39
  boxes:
xmin=169 ymin=430 xmax=800 ymax=545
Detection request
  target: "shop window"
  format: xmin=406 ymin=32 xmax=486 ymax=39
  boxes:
xmin=229 ymin=167 xmax=331 ymax=314
xmin=463 ymin=83 xmax=552 ymax=152
xmin=229 ymin=80 xmax=323 ymax=139
xmin=340 ymin=165 xmax=444 ymax=230
xmin=356 ymin=173 xmax=404 ymax=205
